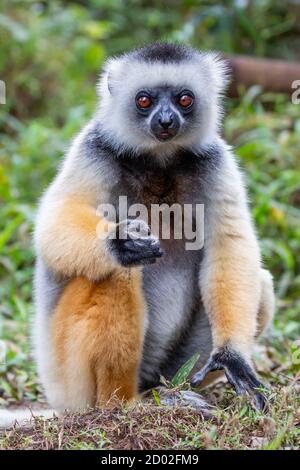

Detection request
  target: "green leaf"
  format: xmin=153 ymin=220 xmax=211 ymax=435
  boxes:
xmin=152 ymin=389 xmax=161 ymax=406
xmin=172 ymin=352 xmax=200 ymax=387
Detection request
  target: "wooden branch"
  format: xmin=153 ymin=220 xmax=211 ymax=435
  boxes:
xmin=226 ymin=55 xmax=300 ymax=96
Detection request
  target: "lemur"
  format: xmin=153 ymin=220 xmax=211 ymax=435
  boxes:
xmin=31 ymin=43 xmax=275 ymax=413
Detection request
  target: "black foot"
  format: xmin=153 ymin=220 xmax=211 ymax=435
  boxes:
xmin=191 ymin=346 xmax=268 ymax=411
xmin=109 ymin=219 xmax=163 ymax=267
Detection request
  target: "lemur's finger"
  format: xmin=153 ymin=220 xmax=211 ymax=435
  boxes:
xmin=190 ymin=361 xmax=216 ymax=387
xmin=123 ymin=238 xmax=161 ymax=253
xmin=253 ymin=391 xmax=268 ymax=411
xmin=191 ymin=346 xmax=269 ymax=411
xmin=224 ymin=361 xmax=269 ymax=411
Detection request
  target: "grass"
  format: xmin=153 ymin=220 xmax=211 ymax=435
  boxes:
xmin=0 ymin=370 xmax=299 ymax=450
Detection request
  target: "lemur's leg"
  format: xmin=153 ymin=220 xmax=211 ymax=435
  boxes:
xmin=157 ymin=267 xmax=275 ymax=408
xmin=49 ymin=271 xmax=146 ymax=410
xmin=191 ymin=269 xmax=275 ymax=397
xmin=191 ymin=151 xmax=275 ymax=409
xmin=35 ymin=195 xmax=161 ymax=410
xmin=256 ymin=269 xmax=275 ymax=338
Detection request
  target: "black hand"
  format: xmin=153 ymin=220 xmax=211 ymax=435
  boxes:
xmin=109 ymin=219 xmax=163 ymax=267
xmin=191 ymin=346 xmax=268 ymax=411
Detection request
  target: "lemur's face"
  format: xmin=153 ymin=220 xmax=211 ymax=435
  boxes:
xmin=134 ymin=86 xmax=195 ymax=142
xmin=98 ymin=51 xmax=226 ymax=151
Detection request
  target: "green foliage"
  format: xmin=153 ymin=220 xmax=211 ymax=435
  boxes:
xmin=0 ymin=0 xmax=299 ymax=421
xmin=172 ymin=352 xmax=200 ymax=386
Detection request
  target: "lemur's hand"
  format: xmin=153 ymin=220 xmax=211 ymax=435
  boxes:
xmin=191 ymin=346 xmax=268 ymax=411
xmin=109 ymin=219 xmax=163 ymax=267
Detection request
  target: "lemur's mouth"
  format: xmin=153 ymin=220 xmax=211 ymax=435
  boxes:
xmin=156 ymin=130 xmax=177 ymax=141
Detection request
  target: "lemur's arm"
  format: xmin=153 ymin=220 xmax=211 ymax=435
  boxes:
xmin=35 ymin=129 xmax=162 ymax=281
xmin=35 ymin=193 xmax=119 ymax=281
xmin=35 ymin=192 xmax=162 ymax=281
xmin=34 ymin=125 xmax=120 ymax=281
xmin=192 ymin=143 xmax=266 ymax=407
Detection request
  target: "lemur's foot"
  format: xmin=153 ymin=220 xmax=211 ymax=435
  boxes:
xmin=109 ymin=219 xmax=163 ymax=267
xmin=191 ymin=346 xmax=268 ymax=411
xmin=152 ymin=388 xmax=213 ymax=417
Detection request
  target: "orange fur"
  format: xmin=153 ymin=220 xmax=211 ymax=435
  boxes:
xmin=50 ymin=269 xmax=146 ymax=408
xmin=201 ymin=237 xmax=261 ymax=357
xmin=36 ymin=195 xmax=117 ymax=281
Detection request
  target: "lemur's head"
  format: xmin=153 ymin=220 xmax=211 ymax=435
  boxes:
xmin=97 ymin=43 xmax=228 ymax=154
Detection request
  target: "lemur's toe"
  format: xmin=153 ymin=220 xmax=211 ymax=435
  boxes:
xmin=190 ymin=363 xmax=214 ymax=388
xmin=191 ymin=346 xmax=270 ymax=412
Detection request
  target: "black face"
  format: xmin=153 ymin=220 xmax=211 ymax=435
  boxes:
xmin=135 ymin=86 xmax=195 ymax=142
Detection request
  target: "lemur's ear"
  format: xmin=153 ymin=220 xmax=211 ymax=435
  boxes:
xmin=207 ymin=53 xmax=231 ymax=95
xmin=197 ymin=52 xmax=230 ymax=98
xmin=97 ymin=57 xmax=123 ymax=97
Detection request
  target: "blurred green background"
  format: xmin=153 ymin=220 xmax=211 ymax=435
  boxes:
xmin=0 ymin=0 xmax=299 ymax=405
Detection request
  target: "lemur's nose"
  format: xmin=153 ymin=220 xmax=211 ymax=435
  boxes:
xmin=158 ymin=112 xmax=174 ymax=129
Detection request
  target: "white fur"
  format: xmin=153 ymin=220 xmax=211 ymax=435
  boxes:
xmin=96 ymin=51 xmax=229 ymax=156
xmin=32 ymin=302 xmax=67 ymax=411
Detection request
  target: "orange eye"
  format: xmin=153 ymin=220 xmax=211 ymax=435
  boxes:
xmin=137 ymin=95 xmax=152 ymax=109
xmin=179 ymin=94 xmax=194 ymax=108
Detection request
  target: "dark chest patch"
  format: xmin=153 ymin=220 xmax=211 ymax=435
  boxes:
xmin=84 ymin=124 xmax=223 ymax=211
xmin=114 ymin=155 xmax=206 ymax=240
xmin=120 ymin=162 xmax=178 ymax=207
xmin=115 ymin=148 xmax=211 ymax=208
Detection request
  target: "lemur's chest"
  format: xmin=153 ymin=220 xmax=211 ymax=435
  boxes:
xmin=120 ymin=163 xmax=178 ymax=207
xmin=113 ymin=159 xmax=200 ymax=209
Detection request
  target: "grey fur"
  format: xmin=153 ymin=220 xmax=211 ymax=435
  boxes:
xmin=34 ymin=259 xmax=66 ymax=317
